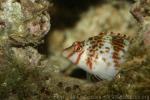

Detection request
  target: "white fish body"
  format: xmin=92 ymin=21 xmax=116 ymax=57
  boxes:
xmin=63 ymin=32 xmax=129 ymax=80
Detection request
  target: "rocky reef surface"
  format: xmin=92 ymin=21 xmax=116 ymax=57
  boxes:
xmin=0 ymin=0 xmax=149 ymax=99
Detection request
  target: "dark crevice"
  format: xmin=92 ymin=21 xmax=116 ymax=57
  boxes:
xmin=65 ymin=68 xmax=100 ymax=82
xmin=49 ymin=0 xmax=105 ymax=32
xmin=36 ymin=37 xmax=48 ymax=55
xmin=45 ymin=0 xmax=106 ymax=56
xmin=69 ymin=68 xmax=87 ymax=80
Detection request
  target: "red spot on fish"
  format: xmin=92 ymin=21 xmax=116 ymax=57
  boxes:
xmin=112 ymin=41 xmax=124 ymax=48
xmin=86 ymin=57 xmax=93 ymax=70
xmin=75 ymin=51 xmax=84 ymax=65
xmin=113 ymin=54 xmax=119 ymax=60
xmin=112 ymin=37 xmax=125 ymax=67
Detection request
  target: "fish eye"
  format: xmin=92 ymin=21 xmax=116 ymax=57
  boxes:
xmin=73 ymin=41 xmax=82 ymax=52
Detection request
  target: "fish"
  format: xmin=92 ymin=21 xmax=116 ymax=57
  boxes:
xmin=62 ymin=32 xmax=130 ymax=80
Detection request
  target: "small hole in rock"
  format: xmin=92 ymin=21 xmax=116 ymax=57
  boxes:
xmin=73 ymin=85 xmax=80 ymax=90
xmin=57 ymin=82 xmax=63 ymax=88
xmin=62 ymin=68 xmax=101 ymax=82
xmin=69 ymin=68 xmax=87 ymax=80
xmin=65 ymin=86 xmax=71 ymax=92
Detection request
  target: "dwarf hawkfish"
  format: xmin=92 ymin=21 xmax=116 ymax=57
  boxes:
xmin=63 ymin=32 xmax=129 ymax=80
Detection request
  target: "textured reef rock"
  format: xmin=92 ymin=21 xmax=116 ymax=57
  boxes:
xmin=108 ymin=0 xmax=150 ymax=98
xmin=0 ymin=0 xmax=51 ymax=99
xmin=0 ymin=0 xmax=50 ymax=46
xmin=131 ymin=0 xmax=150 ymax=47
xmin=11 ymin=47 xmax=43 ymax=68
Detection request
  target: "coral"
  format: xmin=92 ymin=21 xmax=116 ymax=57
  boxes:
xmin=131 ymin=0 xmax=150 ymax=47
xmin=11 ymin=47 xmax=43 ymax=68
xmin=0 ymin=0 xmax=50 ymax=46
xmin=0 ymin=0 xmax=23 ymax=35
xmin=0 ymin=0 xmax=51 ymax=98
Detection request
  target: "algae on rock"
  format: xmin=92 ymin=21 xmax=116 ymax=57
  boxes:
xmin=0 ymin=0 xmax=50 ymax=46
xmin=0 ymin=0 xmax=24 ymax=44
